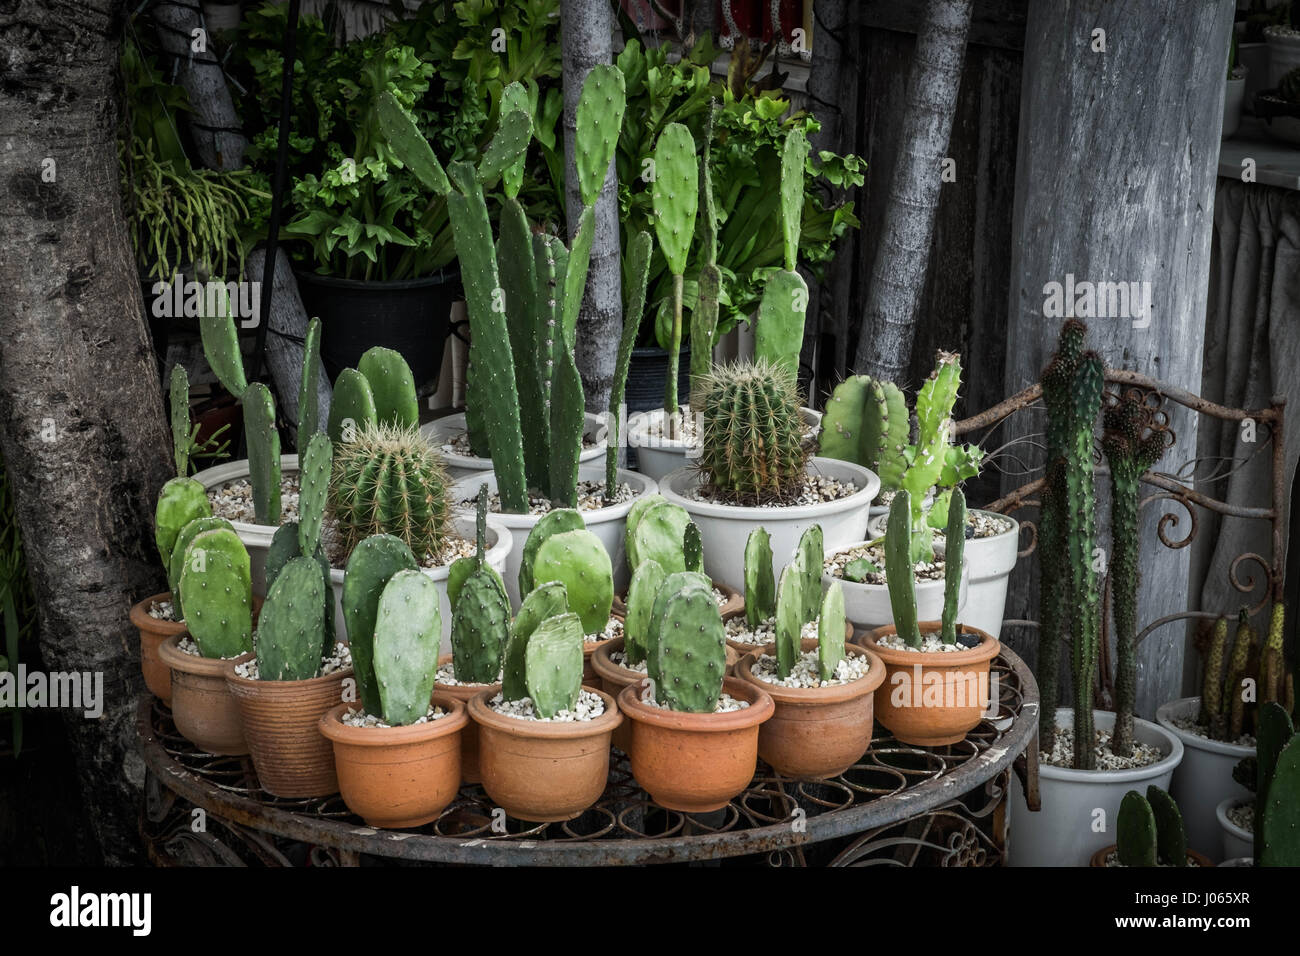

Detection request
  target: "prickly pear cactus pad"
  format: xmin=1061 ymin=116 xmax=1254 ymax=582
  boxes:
xmin=358 ymin=346 xmax=420 ymax=430
xmin=651 ymin=583 xmax=727 ymax=713
xmin=265 ymin=521 xmax=301 ymax=593
xmin=296 ymin=433 xmax=332 ymax=559
xmin=256 ymin=555 xmax=327 ymax=681
xmin=342 ymin=534 xmax=418 ymax=716
xmin=624 ymin=559 xmax=667 ymax=665
xmin=372 ymin=569 xmax=442 ymax=726
xmin=796 ymin=524 xmax=825 ymax=621
xmin=628 ymin=500 xmax=692 ymax=573
xmin=818 ymin=581 xmax=847 ymax=681
xmin=519 ymin=508 xmax=586 ymax=596
xmin=167 ymin=516 xmax=233 ymax=618
xmin=503 ymin=582 xmax=570 ymax=700
xmin=774 ymin=563 xmax=803 ymax=679
xmin=645 ymin=572 xmax=713 ymax=688
xmin=297 ymin=317 xmax=322 ymax=454
xmin=155 ymin=477 xmax=213 ymax=568
xmin=328 ymin=368 xmax=379 ymax=445
xmin=178 ymin=527 xmax=253 ymax=659
xmin=1116 ymin=790 xmax=1158 ymax=867
xmin=533 ymin=529 xmax=614 ymax=635
xmin=451 ymin=567 xmax=511 ymax=684
xmin=243 ymin=382 xmax=281 ymax=526
xmin=744 ymin=527 xmax=776 ymax=627
xmin=523 ymin=612 xmax=585 ymax=718
xmin=1145 ymin=786 xmax=1188 ymax=867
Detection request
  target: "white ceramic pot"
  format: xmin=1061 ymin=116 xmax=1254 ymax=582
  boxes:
xmin=627 ymin=406 xmax=823 ymax=483
xmin=194 ymin=454 xmax=299 ymax=592
xmin=1217 ymin=796 xmax=1253 ymax=863
xmin=1007 ymin=708 xmax=1184 ymax=867
xmin=325 ymin=515 xmax=511 ymax=655
xmin=449 ymin=464 xmax=658 ymax=608
xmin=1155 ymin=696 xmax=1253 ymax=862
xmin=1224 ymin=72 xmax=1247 ymax=138
xmin=822 ymin=540 xmax=967 ymax=631
xmin=868 ymin=509 xmax=1018 ymax=638
xmin=1265 ymin=25 xmax=1300 ymax=87
xmin=421 ymin=411 xmax=608 ymax=480
xmin=657 ymin=457 xmax=879 ymax=592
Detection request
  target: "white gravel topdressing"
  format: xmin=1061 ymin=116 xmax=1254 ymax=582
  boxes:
xmin=1227 ymin=803 xmax=1254 ymax=833
xmin=825 ymin=543 xmax=944 ymax=585
xmin=1100 ymin=848 xmax=1205 ymax=868
xmin=488 ymin=689 xmax=606 ymax=722
xmin=725 ymin=616 xmax=821 ymax=646
xmin=749 ymin=648 xmax=870 ymax=688
xmin=609 ymin=650 xmax=648 ymax=674
xmin=148 ymin=599 xmax=176 ymax=621
xmin=469 ymin=480 xmax=635 ymax=515
xmin=234 ymin=641 xmax=351 ymax=680
xmin=176 ymin=634 xmax=249 ymax=660
xmin=642 ymin=691 xmax=750 ymax=713
xmin=876 ymin=632 xmax=970 ymax=653
xmin=341 ymin=704 xmax=448 ymax=728
xmin=445 ymin=430 xmax=595 ymax=458
xmin=1041 ymin=725 xmax=1164 ymax=771
xmin=692 ymin=474 xmax=859 ymax=508
xmin=1169 ymin=715 xmax=1255 ymax=748
xmin=587 ymin=616 xmax=623 ymax=645
xmin=435 ymin=662 xmax=501 ymax=686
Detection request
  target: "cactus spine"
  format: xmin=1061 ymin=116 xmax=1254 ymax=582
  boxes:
xmin=754 ymin=126 xmax=810 ymax=377
xmin=885 ymin=491 xmax=922 ymax=649
xmin=940 ymin=487 xmax=966 ymax=645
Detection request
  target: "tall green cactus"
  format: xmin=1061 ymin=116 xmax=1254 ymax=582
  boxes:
xmin=885 ymin=491 xmax=922 ymax=649
xmin=940 ymin=488 xmax=966 ymax=645
xmin=243 ymin=382 xmax=281 ymax=525
xmin=690 ymin=101 xmax=721 ymax=405
xmin=608 ymin=229 xmax=654 ymax=498
xmin=372 ymin=569 xmax=442 ymax=725
xmin=1103 ymin=390 xmax=1169 ymax=755
xmin=652 ymin=123 xmax=698 ymax=437
xmin=296 ymin=317 xmax=322 ymax=454
xmin=754 ymin=127 xmax=810 ymax=378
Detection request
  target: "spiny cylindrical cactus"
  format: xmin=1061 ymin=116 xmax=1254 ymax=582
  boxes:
xmin=178 ymin=527 xmax=253 ymax=659
xmin=329 ymin=422 xmax=452 ymax=564
xmin=744 ymin=527 xmax=776 ymax=627
xmin=694 ymin=359 xmax=809 ymax=504
xmin=342 ymin=534 xmax=418 ymax=716
xmin=371 ymin=569 xmax=442 ymax=725
xmin=532 ymin=529 xmax=614 ymax=635
xmin=650 ymin=582 xmax=726 ymax=713
xmin=885 ymin=490 xmax=922 ymax=649
xmin=504 ymin=582 xmax=570 ymax=700
xmin=940 ymin=487 xmax=966 ymax=645
xmin=256 ymin=555 xmax=327 ymax=681
xmin=524 ymin=612 xmax=585 ymax=718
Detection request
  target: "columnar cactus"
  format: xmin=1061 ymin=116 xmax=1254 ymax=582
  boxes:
xmin=523 ymin=612 xmax=585 ymax=718
xmin=371 ymin=569 xmax=442 ymax=725
xmin=178 ymin=527 xmax=253 ymax=659
xmin=532 ymin=529 xmax=614 ymax=635
xmin=170 ymin=364 xmax=192 ymax=477
xmin=342 ymin=534 xmax=419 ymax=716
xmin=693 ymin=360 xmax=809 ymax=504
xmin=885 ymin=491 xmax=922 ymax=649
xmin=939 ymin=487 xmax=966 ymax=645
xmin=329 ymin=422 xmax=452 ymax=563
xmin=652 ymin=122 xmax=699 ymax=436
xmin=744 ymin=527 xmax=776 ymax=627
xmin=754 ymin=126 xmax=811 ymax=377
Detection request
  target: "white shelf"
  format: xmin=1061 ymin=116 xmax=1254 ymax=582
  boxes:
xmin=1218 ymin=117 xmax=1300 ymax=191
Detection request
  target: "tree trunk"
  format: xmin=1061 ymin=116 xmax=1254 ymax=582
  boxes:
xmin=560 ymin=0 xmax=622 ymax=413
xmin=852 ymin=0 xmax=972 ymax=380
xmin=0 ymin=0 xmax=173 ymax=863
xmin=1004 ymin=0 xmax=1234 ymax=717
xmin=153 ymin=0 xmax=247 ymax=171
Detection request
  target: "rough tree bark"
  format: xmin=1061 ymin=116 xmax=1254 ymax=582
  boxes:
xmin=0 ymin=0 xmax=173 ymax=863
xmin=561 ymin=0 xmax=622 ymax=413
xmin=852 ymin=0 xmax=972 ymax=381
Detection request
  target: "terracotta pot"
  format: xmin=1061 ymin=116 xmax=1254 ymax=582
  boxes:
xmin=736 ymin=638 xmax=885 ymax=779
xmin=618 ymin=676 xmax=774 ymax=813
xmin=613 ymin=578 xmax=743 ymax=619
xmin=722 ymin=607 xmax=853 ymax=655
xmin=855 ymin=623 xmax=1000 ymax=747
xmin=158 ymin=633 xmax=254 ymax=755
xmin=319 ymin=695 xmax=468 ymax=829
xmin=433 ymin=653 xmax=500 ymax=784
xmin=468 ymin=685 xmax=622 ymax=822
xmin=130 ymin=591 xmax=185 ymax=704
xmin=1089 ymin=845 xmax=1214 ymax=868
xmin=225 ymin=664 xmax=352 ymax=798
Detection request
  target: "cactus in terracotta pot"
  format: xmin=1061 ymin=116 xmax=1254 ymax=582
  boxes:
xmin=342 ymin=534 xmax=419 ymax=717
xmin=371 ymin=569 xmax=443 ymax=725
xmin=646 ymin=580 xmax=727 ymax=712
xmin=178 ymin=527 xmax=253 ymax=659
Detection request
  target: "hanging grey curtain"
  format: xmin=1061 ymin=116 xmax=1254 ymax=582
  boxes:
xmin=1193 ymin=179 xmax=1300 ymax=633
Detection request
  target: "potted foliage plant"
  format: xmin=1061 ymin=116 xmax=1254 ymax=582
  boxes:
xmin=320 ymin=565 xmax=468 ymax=829
xmin=1089 ymin=787 xmax=1211 ymax=867
xmin=468 ymin=608 xmax=622 ymax=822
xmin=657 ymin=360 xmax=877 ymax=592
xmin=618 ymin=573 xmax=774 ymax=811
xmin=1007 ymin=320 xmax=1182 ymax=867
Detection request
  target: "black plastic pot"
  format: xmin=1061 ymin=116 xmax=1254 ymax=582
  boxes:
xmin=625 ymin=345 xmax=690 ymax=414
xmin=296 ymin=268 xmax=460 ymax=389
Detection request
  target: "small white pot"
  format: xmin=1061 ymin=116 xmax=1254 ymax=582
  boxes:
xmin=627 ymin=406 xmax=823 ymax=483
xmin=193 ymin=454 xmax=300 ymax=592
xmin=1156 ymin=696 xmax=1253 ymax=862
xmin=821 ymin=540 xmax=967 ymax=631
xmin=657 ymin=457 xmax=879 ymax=592
xmin=1007 ymin=707 xmax=1184 ymax=867
xmin=420 ymin=411 xmax=607 ymax=480
xmin=325 ymin=515 xmax=511 ymax=655
xmin=1217 ymin=796 xmax=1254 ymax=863
xmin=449 ymin=464 xmax=658 ymax=608
xmin=1224 ymin=72 xmax=1247 ymax=138
xmin=1265 ymin=25 xmax=1300 ymax=87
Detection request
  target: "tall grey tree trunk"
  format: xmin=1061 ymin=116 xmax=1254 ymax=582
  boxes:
xmin=852 ymin=0 xmax=972 ymax=380
xmin=561 ymin=0 xmax=622 ymax=413
xmin=0 ymin=0 xmax=173 ymax=863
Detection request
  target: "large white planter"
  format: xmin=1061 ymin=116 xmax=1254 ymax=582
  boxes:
xmin=1155 ymin=696 xmax=1253 ymax=862
xmin=326 ymin=515 xmax=511 ymax=655
xmin=657 ymin=457 xmax=879 ymax=592
xmin=627 ymin=406 xmax=823 ymax=483
xmin=1007 ymin=708 xmax=1184 ymax=867
xmin=449 ymin=464 xmax=657 ymax=608
xmin=194 ymin=454 xmax=300 ymax=592
xmin=1224 ymin=72 xmax=1247 ymax=138
xmin=821 ymin=540 xmax=967 ymax=631
xmin=868 ymin=508 xmax=1018 ymax=638
xmin=421 ymin=411 xmax=607 ymax=480
xmin=1217 ymin=796 xmax=1253 ymax=863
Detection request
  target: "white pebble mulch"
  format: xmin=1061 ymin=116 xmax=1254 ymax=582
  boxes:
xmin=1040 ymin=725 xmax=1164 ymax=770
xmin=824 ymin=543 xmax=944 ymax=585
xmin=876 ymin=632 xmax=968 ymax=653
xmin=725 ymin=615 xmax=775 ymax=646
xmin=234 ymin=641 xmax=351 ymax=680
xmin=470 ymin=480 xmax=635 ymax=515
xmin=642 ymin=692 xmax=750 ymax=713
xmin=208 ymin=474 xmax=301 ymax=525
xmin=609 ymin=650 xmax=648 ymax=674
xmin=1227 ymin=803 xmax=1254 ymax=833
xmin=749 ymin=648 xmax=870 ymax=688
xmin=434 ymin=662 xmax=501 ymax=686
xmin=341 ymin=704 xmax=448 ymax=728
xmin=445 ymin=430 xmax=595 ymax=457
xmin=1169 ymin=716 xmax=1255 ymax=748
xmin=148 ymin=599 xmax=176 ymax=621
xmin=176 ymin=634 xmax=249 ymax=660
xmin=692 ymin=475 xmax=859 ymax=508
xmin=488 ymin=689 xmax=606 ymax=722
xmin=586 ymin=617 xmax=623 ymax=645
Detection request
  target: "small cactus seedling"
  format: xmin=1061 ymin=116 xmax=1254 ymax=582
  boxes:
xmin=841 ymin=557 xmax=878 ymax=583
xmin=649 ymin=582 xmax=726 ymax=712
xmin=256 ymin=555 xmax=327 ymax=681
xmin=774 ymin=562 xmax=804 ymax=679
xmin=818 ymin=581 xmax=847 ymax=681
xmin=523 ymin=612 xmax=585 ymax=718
xmin=532 ymin=529 xmax=614 ymax=635
xmin=503 ymin=582 xmax=570 ymax=700
xmin=743 ymin=527 xmax=776 ymax=627
xmin=342 ymin=534 xmax=419 ymax=716
xmin=624 ymin=559 xmax=666 ymax=666
xmin=519 ymin=508 xmax=585 ymax=597
xmin=178 ymin=527 xmax=253 ymax=659
xmin=885 ymin=491 xmax=923 ymax=649
xmin=371 ymin=569 xmax=442 ymax=725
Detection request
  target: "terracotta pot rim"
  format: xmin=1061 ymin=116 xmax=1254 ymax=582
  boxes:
xmin=618 ymin=676 xmax=774 ymax=731
xmin=129 ymin=592 xmax=187 ymax=636
xmin=1089 ymin=844 xmax=1215 ymax=868
xmin=858 ymin=623 xmax=1000 ymax=666
xmin=158 ymin=632 xmax=254 ymax=677
xmin=736 ymin=640 xmax=886 ymax=704
xmin=467 ymin=685 xmax=622 ymax=738
xmin=224 ymin=662 xmax=354 ymax=692
xmin=318 ymin=694 xmax=468 ymax=746
xmin=433 ymin=652 xmax=502 ymax=693
xmin=591 ymin=637 xmax=642 ymax=685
